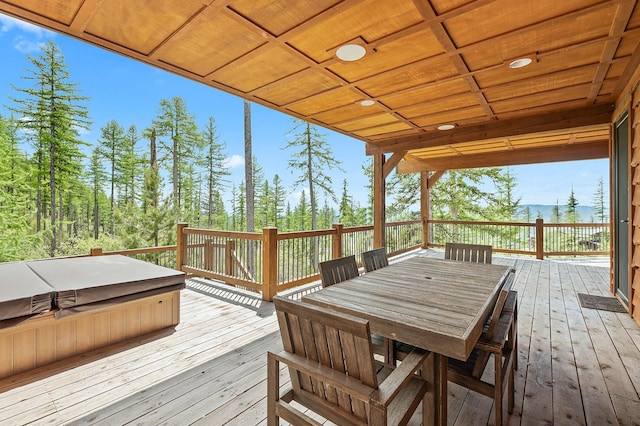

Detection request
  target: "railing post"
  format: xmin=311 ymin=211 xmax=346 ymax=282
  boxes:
xmin=332 ymin=223 xmax=344 ymax=258
xmin=535 ymin=218 xmax=544 ymax=260
xmin=225 ymin=240 xmax=236 ymax=276
xmin=421 ymin=171 xmax=429 ymax=249
xmin=176 ymin=222 xmax=188 ymax=271
xmin=90 ymin=247 xmax=103 ymax=256
xmin=262 ymin=227 xmax=278 ymax=301
xmin=204 ymin=239 xmax=214 ymax=271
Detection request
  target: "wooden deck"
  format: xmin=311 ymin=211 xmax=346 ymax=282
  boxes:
xmin=1 ymin=251 xmax=639 ymax=425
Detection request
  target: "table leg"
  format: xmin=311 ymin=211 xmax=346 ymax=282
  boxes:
xmin=421 ymin=351 xmax=436 ymax=426
xmin=437 ymin=354 xmax=448 ymax=426
xmin=421 ymin=352 xmax=448 ymax=426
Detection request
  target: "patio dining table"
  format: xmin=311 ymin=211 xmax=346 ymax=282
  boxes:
xmin=302 ymin=255 xmax=511 ymax=426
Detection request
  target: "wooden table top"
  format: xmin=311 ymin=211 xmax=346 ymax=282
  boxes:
xmin=302 ymin=256 xmax=510 ymax=360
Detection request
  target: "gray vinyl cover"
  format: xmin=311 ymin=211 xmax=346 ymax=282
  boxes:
xmin=26 ymin=255 xmax=185 ymax=309
xmin=0 ymin=261 xmax=53 ymax=321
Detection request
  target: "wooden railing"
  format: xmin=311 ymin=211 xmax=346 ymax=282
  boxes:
xmin=88 ymin=218 xmax=609 ymax=301
xmin=428 ymin=218 xmax=610 ymax=259
xmin=172 ymin=221 xmax=422 ymax=300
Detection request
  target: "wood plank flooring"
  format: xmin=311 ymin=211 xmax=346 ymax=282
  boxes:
xmin=0 ymin=251 xmax=638 ymax=425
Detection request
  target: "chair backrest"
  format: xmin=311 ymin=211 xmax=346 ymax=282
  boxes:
xmin=445 ymin=242 xmax=493 ymax=264
xmin=484 ymin=270 xmax=516 ymax=341
xmin=318 ymin=255 xmax=359 ymax=287
xmin=362 ymin=247 xmax=389 ymax=272
xmin=273 ymin=296 xmax=378 ymax=422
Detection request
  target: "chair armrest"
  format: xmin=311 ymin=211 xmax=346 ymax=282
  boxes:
xmin=269 ymin=351 xmax=375 ymax=401
xmin=476 ymin=312 xmax=514 ymax=353
xmin=375 ymin=347 xmax=430 ymax=406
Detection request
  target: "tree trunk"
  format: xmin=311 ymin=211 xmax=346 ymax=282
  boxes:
xmin=93 ymin=188 xmax=99 ymax=239
xmin=49 ymin=134 xmax=56 ymax=257
xmin=244 ymin=100 xmax=255 ymax=276
xmin=305 ymin=124 xmax=319 ymax=270
xmin=244 ymin=100 xmax=254 ymax=232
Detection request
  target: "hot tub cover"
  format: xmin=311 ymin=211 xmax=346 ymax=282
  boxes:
xmin=0 ymin=261 xmax=53 ymax=321
xmin=26 ymin=255 xmax=185 ymax=309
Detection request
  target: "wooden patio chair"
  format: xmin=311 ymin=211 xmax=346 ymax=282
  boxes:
xmin=318 ymin=255 xmax=359 ymax=288
xmin=445 ymin=242 xmax=493 ymax=264
xmin=267 ymin=296 xmax=430 ymax=426
xmin=319 ymin=254 xmax=392 ymax=366
xmin=447 ymin=270 xmax=517 ymax=426
xmin=362 ymin=247 xmax=389 ymax=272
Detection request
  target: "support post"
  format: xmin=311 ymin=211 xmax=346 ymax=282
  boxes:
xmin=225 ymin=240 xmax=236 ymax=275
xmin=535 ymin=218 xmax=544 ymax=260
xmin=332 ymin=223 xmax=344 ymax=259
xmin=420 ymin=171 xmax=429 ymax=249
xmin=176 ymin=222 xmax=188 ymax=271
xmin=90 ymin=247 xmax=103 ymax=256
xmin=373 ymin=153 xmax=386 ymax=248
xmin=262 ymin=227 xmax=278 ymax=301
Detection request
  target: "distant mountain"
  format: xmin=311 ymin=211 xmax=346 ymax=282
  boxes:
xmin=517 ymin=204 xmax=600 ymax=223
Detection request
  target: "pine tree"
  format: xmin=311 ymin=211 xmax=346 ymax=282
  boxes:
xmin=387 ymin=171 xmax=420 ymax=221
xmin=431 ymin=168 xmax=506 ymax=221
xmin=565 ymin=188 xmax=580 ymax=223
xmin=257 ymin=178 xmax=272 ymax=228
xmin=550 ymin=199 xmax=561 ymax=223
xmin=284 ymin=120 xmax=343 ymax=230
xmin=489 ymin=167 xmax=520 ymax=221
xmin=10 ymin=41 xmax=91 ymax=256
xmin=592 ymin=176 xmax=608 ymax=223
xmin=272 ymin=174 xmax=286 ymax=229
xmin=151 ymin=96 xmax=203 ymax=217
xmin=201 ymin=116 xmax=229 ymax=228
xmin=339 ymin=179 xmax=355 ymax=226
xmin=120 ymin=125 xmax=143 ymax=207
xmin=97 ymin=119 xmax=126 ymax=234
xmin=0 ymin=115 xmax=38 ymax=261
xmin=87 ymin=148 xmax=107 ymax=239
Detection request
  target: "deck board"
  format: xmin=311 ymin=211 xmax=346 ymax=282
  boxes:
xmin=0 ymin=250 xmax=638 ymax=425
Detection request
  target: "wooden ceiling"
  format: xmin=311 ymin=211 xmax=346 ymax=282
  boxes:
xmin=1 ymin=0 xmax=637 ymax=171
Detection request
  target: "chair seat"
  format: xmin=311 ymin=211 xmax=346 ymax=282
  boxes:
xmin=447 ymin=270 xmax=517 ymax=426
xmin=268 ymin=296 xmax=430 ymax=426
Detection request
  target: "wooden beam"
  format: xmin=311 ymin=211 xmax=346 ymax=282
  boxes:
xmin=428 ymin=170 xmax=446 ymax=186
xmin=69 ymin=0 xmax=103 ymax=32
xmin=373 ymin=153 xmax=386 ymax=248
xmin=382 ymin=151 xmax=407 ymax=178
xmin=367 ymin=104 xmax=613 ymax=155
xmin=396 ymin=140 xmax=609 ymax=173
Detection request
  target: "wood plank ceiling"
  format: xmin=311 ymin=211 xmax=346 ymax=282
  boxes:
xmin=1 ymin=0 xmax=638 ymax=171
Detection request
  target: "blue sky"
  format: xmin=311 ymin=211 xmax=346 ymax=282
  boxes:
xmin=0 ymin=15 xmax=609 ymax=209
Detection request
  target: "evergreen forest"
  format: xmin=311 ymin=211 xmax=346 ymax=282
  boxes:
xmin=0 ymin=42 xmax=609 ymax=263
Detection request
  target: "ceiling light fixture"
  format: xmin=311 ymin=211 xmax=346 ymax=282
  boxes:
xmin=360 ymin=100 xmax=375 ymax=106
xmin=508 ymin=57 xmax=533 ymax=69
xmin=437 ymin=124 xmax=455 ymax=131
xmin=336 ymin=44 xmax=366 ymax=61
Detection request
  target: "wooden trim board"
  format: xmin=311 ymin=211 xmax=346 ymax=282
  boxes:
xmin=0 ymin=290 xmax=181 ymax=379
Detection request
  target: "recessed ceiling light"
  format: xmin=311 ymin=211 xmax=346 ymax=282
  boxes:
xmin=336 ymin=44 xmax=366 ymax=61
xmin=438 ymin=124 xmax=456 ymax=131
xmin=508 ymin=58 xmax=533 ymax=69
xmin=360 ymin=100 xmax=375 ymax=106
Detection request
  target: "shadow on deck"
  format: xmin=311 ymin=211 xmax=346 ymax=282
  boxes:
xmin=0 ymin=250 xmax=638 ymax=425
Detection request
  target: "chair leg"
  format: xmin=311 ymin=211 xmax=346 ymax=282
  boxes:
xmin=267 ymin=353 xmax=279 ymax=426
xmin=494 ymin=353 xmax=503 ymax=426
xmin=508 ymin=356 xmax=514 ymax=414
xmin=513 ymin=300 xmax=518 ymax=371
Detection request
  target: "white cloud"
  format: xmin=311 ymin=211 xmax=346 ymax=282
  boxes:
xmin=0 ymin=15 xmax=54 ymax=37
xmin=224 ymin=154 xmax=244 ymax=169
xmin=13 ymin=37 xmax=47 ymax=54
xmin=0 ymin=15 xmax=55 ymax=53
